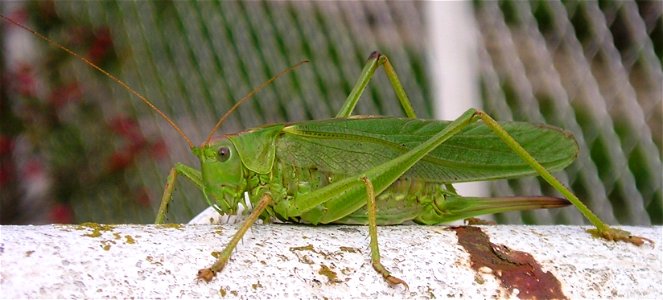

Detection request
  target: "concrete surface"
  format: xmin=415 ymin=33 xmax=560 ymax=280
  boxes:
xmin=0 ymin=224 xmax=661 ymax=298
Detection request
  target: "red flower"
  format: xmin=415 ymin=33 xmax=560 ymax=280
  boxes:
xmin=50 ymin=202 xmax=74 ymax=224
xmin=109 ymin=117 xmax=142 ymax=141
xmin=88 ymin=27 xmax=113 ymax=64
xmin=0 ymin=135 xmax=14 ymax=157
xmin=134 ymin=188 xmax=152 ymax=207
xmin=5 ymin=9 xmax=28 ymax=25
xmin=107 ymin=149 xmax=135 ymax=173
xmin=13 ymin=64 xmax=36 ymax=97
xmin=48 ymin=82 xmax=82 ymax=109
xmin=23 ymin=159 xmax=44 ymax=180
xmin=150 ymin=139 xmax=168 ymax=160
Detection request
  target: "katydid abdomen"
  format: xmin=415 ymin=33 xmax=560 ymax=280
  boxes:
xmin=265 ymin=158 xmax=569 ymax=225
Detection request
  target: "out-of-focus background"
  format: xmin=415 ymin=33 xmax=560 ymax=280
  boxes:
xmin=1 ymin=1 xmax=660 ymax=225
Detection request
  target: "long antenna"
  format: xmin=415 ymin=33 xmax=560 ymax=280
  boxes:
xmin=1 ymin=15 xmax=195 ymax=148
xmin=202 ymin=60 xmax=309 ymax=146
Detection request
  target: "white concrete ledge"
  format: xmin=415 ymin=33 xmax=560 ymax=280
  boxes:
xmin=1 ymin=224 xmax=661 ymax=298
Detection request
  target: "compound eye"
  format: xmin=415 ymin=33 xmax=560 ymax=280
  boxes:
xmin=217 ymin=146 xmax=231 ymax=162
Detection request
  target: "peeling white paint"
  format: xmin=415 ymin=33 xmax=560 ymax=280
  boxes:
xmin=0 ymin=224 xmax=661 ymax=298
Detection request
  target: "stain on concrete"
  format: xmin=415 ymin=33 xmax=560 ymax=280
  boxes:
xmin=452 ymin=226 xmax=566 ymax=299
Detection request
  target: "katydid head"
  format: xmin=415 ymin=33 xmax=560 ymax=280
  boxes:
xmin=194 ymin=124 xmax=284 ymax=214
xmin=193 ymin=139 xmax=245 ymax=214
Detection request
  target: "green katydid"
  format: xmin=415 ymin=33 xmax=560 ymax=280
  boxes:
xmin=180 ymin=52 xmax=649 ymax=287
xmin=4 ymin=15 xmax=649 ymax=288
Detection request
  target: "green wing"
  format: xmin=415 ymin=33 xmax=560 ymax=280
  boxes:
xmin=275 ymin=117 xmax=578 ymax=183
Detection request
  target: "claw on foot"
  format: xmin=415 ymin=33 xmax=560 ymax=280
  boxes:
xmin=372 ymin=261 xmax=409 ymax=289
xmin=384 ymin=274 xmax=409 ymax=290
xmin=197 ymin=268 xmax=216 ymax=282
xmin=587 ymin=228 xmax=654 ymax=246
